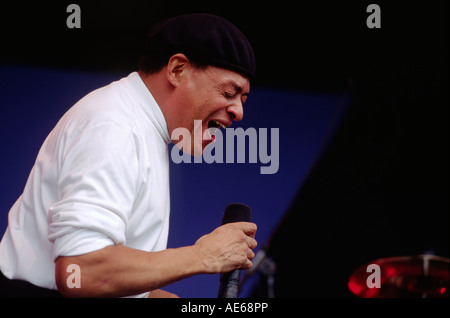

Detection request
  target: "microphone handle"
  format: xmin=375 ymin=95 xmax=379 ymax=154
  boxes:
xmin=217 ymin=203 xmax=251 ymax=298
xmin=218 ymin=269 xmax=240 ymax=298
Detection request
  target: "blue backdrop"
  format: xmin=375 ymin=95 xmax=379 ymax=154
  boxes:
xmin=0 ymin=64 xmax=348 ymax=297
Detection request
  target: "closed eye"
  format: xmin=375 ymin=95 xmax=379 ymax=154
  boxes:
xmin=219 ymin=82 xmax=249 ymax=103
xmin=224 ymin=91 xmax=236 ymax=99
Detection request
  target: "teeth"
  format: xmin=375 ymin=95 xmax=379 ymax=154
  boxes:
xmin=215 ymin=120 xmax=226 ymax=129
xmin=208 ymin=120 xmax=225 ymax=138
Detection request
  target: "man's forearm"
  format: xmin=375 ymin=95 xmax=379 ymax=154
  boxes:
xmin=55 ymin=222 xmax=257 ymax=297
xmin=55 ymin=244 xmax=205 ymax=297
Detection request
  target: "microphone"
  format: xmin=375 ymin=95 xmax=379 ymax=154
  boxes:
xmin=217 ymin=203 xmax=252 ymax=298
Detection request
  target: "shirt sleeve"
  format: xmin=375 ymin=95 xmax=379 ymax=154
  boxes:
xmin=48 ymin=120 xmax=140 ymax=261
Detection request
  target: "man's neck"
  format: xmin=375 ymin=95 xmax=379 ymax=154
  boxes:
xmin=138 ymin=70 xmax=176 ymax=139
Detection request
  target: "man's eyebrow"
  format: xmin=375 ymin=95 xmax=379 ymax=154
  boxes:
xmin=231 ymin=83 xmax=249 ymax=96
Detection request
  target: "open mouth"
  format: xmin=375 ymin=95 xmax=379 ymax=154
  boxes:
xmin=207 ymin=120 xmax=226 ymax=135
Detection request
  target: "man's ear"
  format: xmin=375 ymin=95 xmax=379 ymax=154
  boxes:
xmin=166 ymin=53 xmax=190 ymax=87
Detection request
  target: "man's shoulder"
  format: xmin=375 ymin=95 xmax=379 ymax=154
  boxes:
xmin=64 ymin=79 xmax=135 ymax=128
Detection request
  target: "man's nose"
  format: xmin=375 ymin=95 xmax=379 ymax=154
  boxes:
xmin=227 ymin=102 xmax=244 ymax=122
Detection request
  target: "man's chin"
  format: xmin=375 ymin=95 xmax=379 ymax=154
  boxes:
xmin=190 ymin=140 xmax=212 ymax=157
xmin=173 ymin=142 xmax=206 ymax=157
xmin=171 ymin=123 xmax=215 ymax=157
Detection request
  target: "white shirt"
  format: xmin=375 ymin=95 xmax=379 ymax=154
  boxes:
xmin=0 ymin=72 xmax=172 ymax=297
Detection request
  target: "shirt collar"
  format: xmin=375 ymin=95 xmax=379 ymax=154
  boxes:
xmin=121 ymin=72 xmax=171 ymax=144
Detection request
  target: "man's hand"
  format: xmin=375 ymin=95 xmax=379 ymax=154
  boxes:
xmin=194 ymin=222 xmax=257 ymax=273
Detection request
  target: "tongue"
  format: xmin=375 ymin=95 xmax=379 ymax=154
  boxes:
xmin=206 ymin=127 xmax=217 ymax=142
xmin=204 ymin=127 xmax=212 ymax=141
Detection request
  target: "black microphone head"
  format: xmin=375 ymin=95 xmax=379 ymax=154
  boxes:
xmin=221 ymin=203 xmax=252 ymax=225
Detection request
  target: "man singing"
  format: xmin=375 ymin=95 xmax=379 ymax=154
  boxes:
xmin=0 ymin=13 xmax=257 ymax=298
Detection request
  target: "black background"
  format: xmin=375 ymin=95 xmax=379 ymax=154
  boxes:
xmin=1 ymin=0 xmax=448 ymax=298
